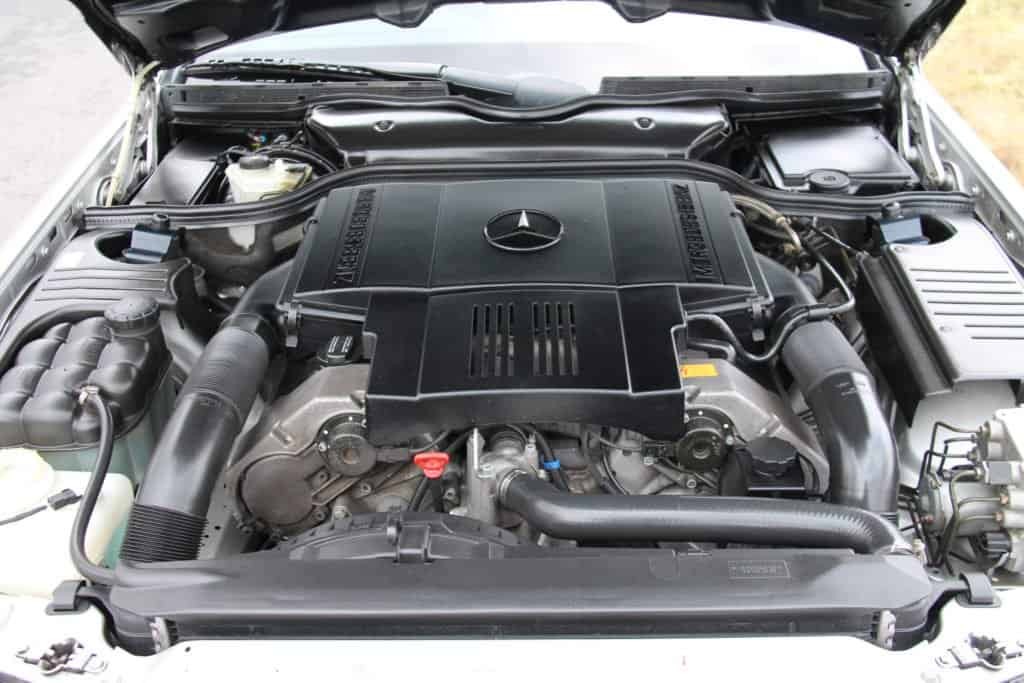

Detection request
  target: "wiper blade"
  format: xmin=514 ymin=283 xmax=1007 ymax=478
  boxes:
xmin=185 ymin=60 xmax=587 ymax=106
xmin=184 ymin=60 xmax=440 ymax=83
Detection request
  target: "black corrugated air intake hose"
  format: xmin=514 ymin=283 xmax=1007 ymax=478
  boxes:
xmin=499 ymin=473 xmax=907 ymax=554
xmin=120 ymin=262 xmax=290 ymax=563
xmin=759 ymin=255 xmax=900 ymax=519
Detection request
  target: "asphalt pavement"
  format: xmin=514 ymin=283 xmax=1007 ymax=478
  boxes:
xmin=0 ymin=0 xmax=126 ymax=236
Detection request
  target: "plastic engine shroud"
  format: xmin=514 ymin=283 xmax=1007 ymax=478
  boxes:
xmin=281 ymin=177 xmax=772 ymax=444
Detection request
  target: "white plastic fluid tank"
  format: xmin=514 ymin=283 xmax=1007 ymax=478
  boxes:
xmin=224 ymin=156 xmax=311 ymax=203
xmin=0 ymin=448 xmax=133 ymax=597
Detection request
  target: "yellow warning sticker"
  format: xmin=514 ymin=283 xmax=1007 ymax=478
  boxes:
xmin=680 ymin=363 xmax=719 ymax=379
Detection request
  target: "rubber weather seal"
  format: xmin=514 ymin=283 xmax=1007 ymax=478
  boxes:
xmin=82 ymin=159 xmax=975 ymax=231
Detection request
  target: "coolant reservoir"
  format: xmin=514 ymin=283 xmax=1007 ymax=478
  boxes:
xmin=0 ymin=449 xmax=132 ymax=597
xmin=224 ymin=154 xmax=312 ymax=203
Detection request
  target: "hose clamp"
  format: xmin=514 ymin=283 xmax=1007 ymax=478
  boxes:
xmin=497 ymin=469 xmax=528 ymax=503
xmin=76 ymin=384 xmax=101 ymax=406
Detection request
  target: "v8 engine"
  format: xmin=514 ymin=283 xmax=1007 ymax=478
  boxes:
xmin=220 ymin=176 xmax=877 ymax=539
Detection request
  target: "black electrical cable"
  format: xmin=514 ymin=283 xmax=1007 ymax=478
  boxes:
xmin=0 ymin=505 xmax=45 ymax=526
xmin=409 ymin=477 xmax=431 ymax=511
xmin=532 ymin=428 xmax=570 ymax=492
xmin=410 ymin=430 xmax=451 ymax=454
xmin=806 ymin=242 xmax=855 ymax=315
xmin=0 ymin=489 xmax=81 ymax=527
xmin=688 ymin=309 xmax=812 ymax=365
xmin=799 ymin=220 xmax=863 ymax=255
xmin=581 ymin=432 xmax=618 ymax=494
xmin=70 ymin=387 xmax=117 ymax=585
xmin=687 ymin=242 xmax=854 ymax=364
xmin=591 ymin=432 xmax=642 ymax=453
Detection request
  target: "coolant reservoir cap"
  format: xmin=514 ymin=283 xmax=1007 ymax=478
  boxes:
xmin=104 ymin=295 xmax=160 ymax=336
xmin=808 ymin=169 xmax=851 ymax=193
xmin=238 ymin=154 xmax=272 ymax=170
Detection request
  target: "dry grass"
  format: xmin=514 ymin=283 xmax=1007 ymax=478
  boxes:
xmin=926 ymin=0 xmax=1024 ymax=184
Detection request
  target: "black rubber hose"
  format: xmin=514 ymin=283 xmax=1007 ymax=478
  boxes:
xmin=70 ymin=388 xmax=117 ymax=585
xmin=500 ymin=473 xmax=907 ymax=554
xmin=120 ymin=264 xmax=288 ymax=563
xmin=532 ymin=429 xmax=570 ymax=491
xmin=759 ymin=256 xmax=899 ymax=518
xmin=757 ymin=255 xmax=815 ymax=308
xmin=781 ymin=320 xmax=899 ymax=518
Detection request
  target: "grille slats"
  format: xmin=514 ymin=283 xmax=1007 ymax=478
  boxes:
xmin=910 ymin=265 xmax=1024 ymax=342
xmin=469 ymin=303 xmax=515 ymax=378
xmin=531 ymin=302 xmax=579 ymax=377
xmin=469 ymin=301 xmax=578 ymax=379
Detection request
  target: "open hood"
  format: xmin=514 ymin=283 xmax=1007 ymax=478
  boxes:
xmin=72 ymin=0 xmax=964 ymax=71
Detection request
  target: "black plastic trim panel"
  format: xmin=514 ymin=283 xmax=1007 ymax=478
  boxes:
xmin=109 ymin=547 xmax=934 ymax=648
xmin=164 ymin=81 xmax=451 ymax=125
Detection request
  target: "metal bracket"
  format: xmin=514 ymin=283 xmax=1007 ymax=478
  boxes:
xmin=957 ymin=571 xmax=1000 ymax=607
xmin=46 ymin=580 xmax=87 ymax=615
xmin=15 ymin=638 xmax=107 ymax=676
xmin=747 ymin=297 xmax=766 ymax=343
xmin=873 ymin=609 xmax=897 ymax=649
xmin=893 ymin=44 xmax=954 ymax=191
xmin=937 ymin=633 xmax=1023 ymax=671
xmin=281 ymin=302 xmax=302 ymax=348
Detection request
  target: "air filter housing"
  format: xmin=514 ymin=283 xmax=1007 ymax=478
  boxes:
xmin=282 ymin=178 xmax=771 ymax=443
xmin=859 ymin=214 xmax=1024 ymax=418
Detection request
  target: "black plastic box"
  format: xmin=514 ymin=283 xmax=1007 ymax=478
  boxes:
xmin=761 ymin=125 xmax=917 ymax=194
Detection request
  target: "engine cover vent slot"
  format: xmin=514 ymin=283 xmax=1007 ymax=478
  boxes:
xmin=532 ymin=302 xmax=579 ymax=377
xmin=468 ymin=303 xmax=515 ymax=378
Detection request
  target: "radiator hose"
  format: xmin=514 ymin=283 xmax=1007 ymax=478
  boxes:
xmin=499 ymin=473 xmax=907 ymax=554
xmin=120 ymin=262 xmax=290 ymax=563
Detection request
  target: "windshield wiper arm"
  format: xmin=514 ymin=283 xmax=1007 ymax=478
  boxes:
xmin=184 ymin=60 xmax=441 ymax=83
xmin=185 ymin=60 xmax=587 ymax=106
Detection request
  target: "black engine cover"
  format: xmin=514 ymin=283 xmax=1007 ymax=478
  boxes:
xmin=282 ymin=178 xmax=770 ymax=443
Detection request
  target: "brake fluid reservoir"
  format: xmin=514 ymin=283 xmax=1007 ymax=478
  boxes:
xmin=224 ymin=154 xmax=312 ymax=203
xmin=0 ymin=449 xmax=132 ymax=597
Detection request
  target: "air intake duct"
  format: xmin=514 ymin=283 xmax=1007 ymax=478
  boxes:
xmin=120 ymin=262 xmax=288 ymax=563
xmin=764 ymin=255 xmax=899 ymax=518
xmin=499 ymin=473 xmax=907 ymax=554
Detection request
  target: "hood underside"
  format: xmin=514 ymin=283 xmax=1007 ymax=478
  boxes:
xmin=72 ymin=0 xmax=964 ymax=70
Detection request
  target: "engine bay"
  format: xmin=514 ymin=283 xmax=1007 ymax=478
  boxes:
xmin=3 ymin=89 xmax=1023 ymax=654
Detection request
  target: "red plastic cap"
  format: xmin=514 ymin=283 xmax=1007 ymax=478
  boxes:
xmin=413 ymin=451 xmax=450 ymax=479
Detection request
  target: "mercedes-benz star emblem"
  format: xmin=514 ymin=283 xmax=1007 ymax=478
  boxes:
xmin=484 ymin=209 xmax=564 ymax=252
